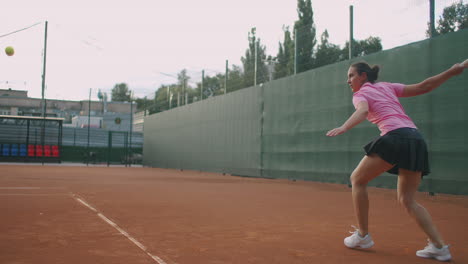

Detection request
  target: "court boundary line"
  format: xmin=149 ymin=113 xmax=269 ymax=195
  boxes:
xmin=0 ymin=187 xmax=42 ymax=189
xmin=70 ymin=193 xmax=170 ymax=264
xmin=0 ymin=194 xmax=67 ymax=196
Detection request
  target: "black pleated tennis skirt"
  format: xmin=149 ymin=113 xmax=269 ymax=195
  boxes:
xmin=364 ymin=127 xmax=430 ymax=176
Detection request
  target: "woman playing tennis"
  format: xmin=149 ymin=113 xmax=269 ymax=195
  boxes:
xmin=327 ymin=60 xmax=466 ymax=261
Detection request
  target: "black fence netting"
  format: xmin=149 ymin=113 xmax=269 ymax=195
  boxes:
xmin=0 ymin=116 xmax=62 ymax=163
xmin=0 ymin=115 xmax=143 ymax=165
xmin=61 ymin=127 xmax=143 ymax=165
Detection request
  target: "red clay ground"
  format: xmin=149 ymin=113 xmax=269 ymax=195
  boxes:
xmin=1 ymin=164 xmax=467 ymax=264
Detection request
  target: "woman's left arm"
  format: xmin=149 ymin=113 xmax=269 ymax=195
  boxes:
xmin=326 ymin=101 xmax=369 ymax=137
xmin=402 ymin=63 xmax=465 ymax=97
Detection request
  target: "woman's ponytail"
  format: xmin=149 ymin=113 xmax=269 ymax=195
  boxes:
xmin=351 ymin=62 xmax=379 ymax=83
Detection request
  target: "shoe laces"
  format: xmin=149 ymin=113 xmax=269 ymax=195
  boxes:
xmin=423 ymin=240 xmax=433 ymax=250
xmin=349 ymin=225 xmax=360 ymax=235
xmin=424 ymin=239 xmax=450 ymax=250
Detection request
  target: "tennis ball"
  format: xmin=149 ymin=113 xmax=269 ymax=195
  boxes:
xmin=5 ymin=46 xmax=14 ymax=56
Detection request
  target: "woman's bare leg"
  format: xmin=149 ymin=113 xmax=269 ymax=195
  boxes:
xmin=350 ymin=154 xmax=394 ymax=236
xmin=397 ymin=169 xmax=445 ymax=248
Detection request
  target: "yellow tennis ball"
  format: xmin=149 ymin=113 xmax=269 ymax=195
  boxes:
xmin=5 ymin=46 xmax=15 ymax=56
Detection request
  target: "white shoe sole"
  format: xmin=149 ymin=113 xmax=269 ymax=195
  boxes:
xmin=344 ymin=240 xmax=374 ymax=249
xmin=416 ymin=253 xmax=452 ymax=262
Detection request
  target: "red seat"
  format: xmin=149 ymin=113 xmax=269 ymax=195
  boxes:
xmin=51 ymin=145 xmax=60 ymax=157
xmin=28 ymin=144 xmax=35 ymax=157
xmin=35 ymin=145 xmax=43 ymax=157
xmin=44 ymin=145 xmax=51 ymax=157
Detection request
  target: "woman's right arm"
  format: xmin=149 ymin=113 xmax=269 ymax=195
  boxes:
xmin=402 ymin=63 xmax=465 ymax=97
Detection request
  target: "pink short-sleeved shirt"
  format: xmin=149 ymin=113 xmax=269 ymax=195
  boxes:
xmin=352 ymin=82 xmax=417 ymax=135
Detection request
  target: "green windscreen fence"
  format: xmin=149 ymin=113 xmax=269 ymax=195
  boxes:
xmin=143 ymin=29 xmax=468 ymax=195
xmin=144 ymin=87 xmax=262 ymax=177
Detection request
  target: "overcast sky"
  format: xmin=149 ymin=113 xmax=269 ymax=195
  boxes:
xmin=0 ymin=0 xmax=460 ymax=101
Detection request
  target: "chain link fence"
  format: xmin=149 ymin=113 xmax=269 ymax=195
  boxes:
xmin=61 ymin=127 xmax=143 ymax=165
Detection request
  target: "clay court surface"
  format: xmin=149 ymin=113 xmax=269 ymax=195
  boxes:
xmin=1 ymin=164 xmax=467 ymax=264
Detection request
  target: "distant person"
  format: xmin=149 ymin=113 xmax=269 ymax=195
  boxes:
xmin=326 ymin=60 xmax=466 ymax=261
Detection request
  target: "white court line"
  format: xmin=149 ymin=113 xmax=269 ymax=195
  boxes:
xmin=0 ymin=194 xmax=66 ymax=196
xmin=0 ymin=187 xmax=66 ymax=190
xmin=70 ymin=193 xmax=169 ymax=264
xmin=0 ymin=187 xmax=41 ymax=189
xmin=75 ymin=197 xmax=98 ymax=213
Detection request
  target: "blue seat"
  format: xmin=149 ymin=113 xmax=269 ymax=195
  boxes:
xmin=19 ymin=144 xmax=27 ymax=157
xmin=2 ymin=144 xmax=10 ymax=156
xmin=11 ymin=144 xmax=19 ymax=156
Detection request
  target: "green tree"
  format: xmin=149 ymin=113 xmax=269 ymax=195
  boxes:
xmin=199 ymin=74 xmax=222 ymax=98
xmin=213 ymin=73 xmax=227 ymax=96
xmin=227 ymin=65 xmax=245 ymax=92
xmin=241 ymin=27 xmax=269 ymax=87
xmin=195 ymin=65 xmax=245 ymax=98
xmin=427 ymin=1 xmax=468 ymax=36
xmin=314 ymin=30 xmax=341 ymax=68
xmin=341 ymin=36 xmax=383 ymax=59
xmin=274 ymin=26 xmax=295 ymax=79
xmin=359 ymin=36 xmax=383 ymax=55
xmin=149 ymin=85 xmax=166 ymax=114
xmin=294 ymin=0 xmax=317 ymax=73
xmin=111 ymin=83 xmax=131 ymax=102
xmin=177 ymin=69 xmax=190 ymax=105
xmin=134 ymin=97 xmax=148 ymax=112
xmin=148 ymin=84 xmax=179 ymax=114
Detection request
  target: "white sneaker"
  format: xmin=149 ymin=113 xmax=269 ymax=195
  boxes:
xmin=416 ymin=240 xmax=452 ymax=262
xmin=344 ymin=226 xmax=374 ymax=249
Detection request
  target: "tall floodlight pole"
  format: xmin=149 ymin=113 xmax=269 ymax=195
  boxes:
xmin=254 ymin=41 xmax=257 ymax=86
xmin=294 ymin=28 xmax=297 ymax=75
xmin=349 ymin=5 xmax=354 ymax=60
xmin=184 ymin=78 xmax=187 ymax=105
xmin=225 ymin=60 xmax=228 ymax=94
xmin=129 ymin=91 xmax=133 ymax=167
xmin=40 ymin=21 xmax=48 ymax=166
xmin=87 ymin=88 xmax=91 ymax=166
xmin=167 ymin=86 xmax=170 ymax=109
xmin=201 ymin=70 xmax=204 ymax=100
xmin=41 ymin=21 xmax=48 ymax=117
xmin=429 ymin=0 xmax=436 ymax=37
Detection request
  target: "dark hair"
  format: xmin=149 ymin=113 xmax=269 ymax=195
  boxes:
xmin=351 ymin=62 xmax=380 ymax=83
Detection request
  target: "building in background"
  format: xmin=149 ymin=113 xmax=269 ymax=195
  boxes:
xmin=0 ymin=88 xmax=137 ymax=132
xmin=132 ymin=110 xmax=148 ymax=132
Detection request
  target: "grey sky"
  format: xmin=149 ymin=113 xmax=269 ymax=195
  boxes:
xmin=0 ymin=0 xmax=459 ymax=101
